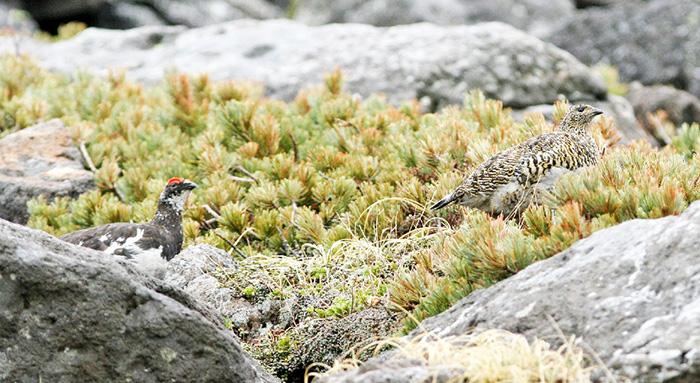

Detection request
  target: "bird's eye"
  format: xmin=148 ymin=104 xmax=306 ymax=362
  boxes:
xmin=577 ymin=106 xmax=585 ymax=113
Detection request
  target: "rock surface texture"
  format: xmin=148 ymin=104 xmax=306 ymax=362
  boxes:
xmin=322 ymin=201 xmax=700 ymax=383
xmin=0 ymin=119 xmax=94 ymax=224
xmin=545 ymin=0 xmax=700 ymax=99
xmin=0 ymin=219 xmax=278 ymax=383
xmin=0 ymin=20 xmax=607 ymax=112
xmin=164 ymin=244 xmax=298 ymax=341
xmin=164 ymin=244 xmax=303 ymax=341
xmin=294 ymin=0 xmax=574 ymax=37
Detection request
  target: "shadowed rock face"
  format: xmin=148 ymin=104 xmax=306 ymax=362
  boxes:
xmin=18 ymin=0 xmax=281 ymax=33
xmin=0 ymin=218 xmax=279 ymax=383
xmin=0 ymin=119 xmax=94 ymax=224
xmin=320 ymin=201 xmax=700 ymax=383
xmin=626 ymin=82 xmax=700 ymax=141
xmin=545 ymin=0 xmax=700 ymax=100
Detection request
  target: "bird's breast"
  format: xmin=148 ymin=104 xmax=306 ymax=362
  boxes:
xmin=123 ymin=246 xmax=168 ymax=279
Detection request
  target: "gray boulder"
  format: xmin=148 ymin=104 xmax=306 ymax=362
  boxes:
xmin=0 ymin=218 xmax=278 ymax=383
xmin=294 ymin=0 xmax=574 ymax=38
xmin=545 ymin=0 xmax=700 ymax=100
xmin=164 ymin=244 xmax=308 ymax=341
xmin=417 ymin=201 xmax=700 ymax=382
xmin=164 ymin=244 xmax=238 ymax=289
xmin=626 ymin=82 xmax=700 ymax=143
xmin=322 ymin=201 xmax=700 ymax=382
xmin=0 ymin=119 xmax=94 ymax=224
xmin=0 ymin=20 xmax=607 ymax=111
xmin=317 ymin=358 xmax=457 ymax=383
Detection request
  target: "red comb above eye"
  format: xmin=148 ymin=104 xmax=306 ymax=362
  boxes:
xmin=168 ymin=177 xmax=182 ymax=185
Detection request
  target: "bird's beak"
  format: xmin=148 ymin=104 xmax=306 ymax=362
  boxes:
xmin=182 ymin=179 xmax=198 ymax=190
xmin=592 ymin=109 xmax=603 ymax=116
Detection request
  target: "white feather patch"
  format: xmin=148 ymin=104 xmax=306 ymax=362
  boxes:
xmin=165 ymin=191 xmax=191 ymax=212
xmin=104 ymin=228 xmax=145 ymax=255
xmin=127 ymin=246 xmax=167 ymax=279
xmin=103 ymin=227 xmax=168 ymax=278
xmin=489 ymin=181 xmax=521 ymax=212
xmin=534 ymin=167 xmax=574 ymax=190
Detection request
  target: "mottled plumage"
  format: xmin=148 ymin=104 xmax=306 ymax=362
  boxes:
xmin=60 ymin=177 xmax=197 ymax=277
xmin=431 ymin=104 xmax=602 ymax=216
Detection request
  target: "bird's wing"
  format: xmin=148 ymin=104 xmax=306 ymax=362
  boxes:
xmin=453 ymin=146 xmax=523 ymax=198
xmin=515 ymin=132 xmax=599 ymax=185
xmin=127 ymin=224 xmax=172 ymax=255
xmin=59 ymin=223 xmax=137 ymax=251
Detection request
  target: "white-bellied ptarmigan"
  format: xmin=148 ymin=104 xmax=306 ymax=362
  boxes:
xmin=60 ymin=177 xmax=197 ymax=278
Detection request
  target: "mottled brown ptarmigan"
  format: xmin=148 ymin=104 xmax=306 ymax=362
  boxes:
xmin=431 ymin=104 xmax=603 ymax=217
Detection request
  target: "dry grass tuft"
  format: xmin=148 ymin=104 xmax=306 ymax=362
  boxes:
xmin=312 ymin=329 xmax=596 ymax=383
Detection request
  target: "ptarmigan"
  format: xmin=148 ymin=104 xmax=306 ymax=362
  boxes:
xmin=431 ymin=104 xmax=602 ymax=217
xmin=60 ymin=177 xmax=197 ymax=278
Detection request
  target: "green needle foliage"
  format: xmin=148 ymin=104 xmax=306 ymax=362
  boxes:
xmin=4 ymin=52 xmax=700 ymax=376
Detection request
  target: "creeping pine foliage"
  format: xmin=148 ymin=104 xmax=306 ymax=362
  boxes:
xmin=4 ymin=52 xmax=700 ymax=380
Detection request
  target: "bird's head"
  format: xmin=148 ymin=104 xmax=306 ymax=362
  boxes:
xmin=159 ymin=177 xmax=198 ymax=212
xmin=558 ymin=104 xmax=603 ymax=135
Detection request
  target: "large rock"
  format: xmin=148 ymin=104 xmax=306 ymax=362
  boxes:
xmin=0 ymin=20 xmax=608 ymax=111
xmin=418 ymin=202 xmax=700 ymax=382
xmin=626 ymin=82 xmax=700 ymax=140
xmin=165 ymin=244 xmax=320 ymax=341
xmin=165 ymin=244 xmax=296 ymax=341
xmin=0 ymin=218 xmax=278 ymax=382
xmin=321 ymin=201 xmax=700 ymax=383
xmin=294 ymin=0 xmax=574 ymax=37
xmin=0 ymin=119 xmax=94 ymax=224
xmin=545 ymin=0 xmax=700 ymax=100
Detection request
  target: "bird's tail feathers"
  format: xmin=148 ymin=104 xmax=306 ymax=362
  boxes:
xmin=430 ymin=194 xmax=455 ymax=211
